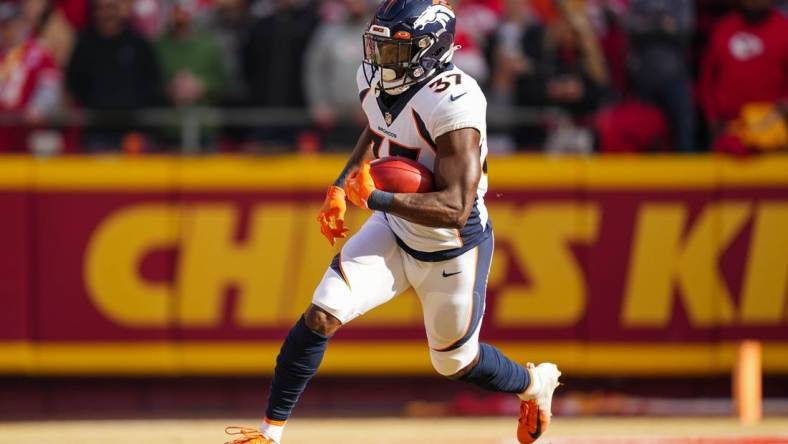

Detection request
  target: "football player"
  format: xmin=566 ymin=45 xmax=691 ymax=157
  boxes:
xmin=226 ymin=1 xmax=560 ymax=443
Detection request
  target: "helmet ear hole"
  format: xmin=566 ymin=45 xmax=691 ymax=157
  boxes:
xmin=420 ymin=58 xmax=437 ymax=72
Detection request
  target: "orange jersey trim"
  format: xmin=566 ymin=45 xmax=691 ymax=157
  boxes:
xmin=338 ymin=251 xmax=351 ymax=290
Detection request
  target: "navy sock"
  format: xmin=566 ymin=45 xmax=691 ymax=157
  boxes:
xmin=265 ymin=316 xmax=330 ymax=421
xmin=458 ymin=343 xmax=530 ymax=394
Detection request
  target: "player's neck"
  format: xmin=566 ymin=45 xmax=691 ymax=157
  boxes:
xmin=379 ymin=90 xmax=402 ymax=108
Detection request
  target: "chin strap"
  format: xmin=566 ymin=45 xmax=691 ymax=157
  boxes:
xmin=382 ymin=82 xmax=412 ymax=95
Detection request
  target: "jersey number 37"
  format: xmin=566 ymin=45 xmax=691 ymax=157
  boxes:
xmin=428 ymin=73 xmax=462 ymax=93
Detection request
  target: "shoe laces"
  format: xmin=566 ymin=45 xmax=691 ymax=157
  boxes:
xmin=224 ymin=426 xmax=272 ymax=444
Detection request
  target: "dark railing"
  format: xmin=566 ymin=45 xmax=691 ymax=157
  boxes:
xmin=0 ymin=106 xmax=571 ymax=154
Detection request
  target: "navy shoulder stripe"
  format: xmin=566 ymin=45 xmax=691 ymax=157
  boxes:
xmin=412 ymin=109 xmax=437 ymax=151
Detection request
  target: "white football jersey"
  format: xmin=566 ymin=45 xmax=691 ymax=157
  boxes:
xmin=356 ymin=64 xmax=490 ymax=261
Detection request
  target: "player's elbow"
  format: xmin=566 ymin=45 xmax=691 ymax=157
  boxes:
xmin=445 ymin=205 xmax=471 ymax=230
xmin=438 ymin=191 xmax=473 ymax=229
xmin=446 ymin=213 xmax=467 ymax=230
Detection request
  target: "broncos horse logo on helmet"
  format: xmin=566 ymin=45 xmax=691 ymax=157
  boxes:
xmin=363 ymin=0 xmax=457 ymax=95
xmin=413 ymin=4 xmax=454 ymax=30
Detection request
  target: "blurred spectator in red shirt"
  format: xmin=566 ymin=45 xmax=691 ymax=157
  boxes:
xmin=56 ymin=0 xmax=88 ymax=29
xmin=700 ymin=0 xmax=788 ymax=153
xmin=0 ymin=0 xmax=63 ymax=153
xmin=21 ymin=0 xmax=77 ymax=66
xmin=66 ymin=0 xmax=164 ymax=151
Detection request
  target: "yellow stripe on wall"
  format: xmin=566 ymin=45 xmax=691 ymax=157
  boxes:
xmin=2 ymin=341 xmax=787 ymax=376
xmin=0 ymin=157 xmax=32 ymax=189
xmin=0 ymin=155 xmax=787 ymax=191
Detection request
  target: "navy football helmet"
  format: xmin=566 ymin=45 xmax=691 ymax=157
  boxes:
xmin=363 ymin=0 xmax=457 ymax=94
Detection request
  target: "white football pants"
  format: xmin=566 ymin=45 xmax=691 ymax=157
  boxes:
xmin=312 ymin=212 xmax=494 ymax=376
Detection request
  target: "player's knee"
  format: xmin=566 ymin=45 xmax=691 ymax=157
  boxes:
xmin=448 ymin=352 xmax=481 ymax=380
xmin=304 ymin=304 xmax=343 ymax=336
xmin=430 ymin=347 xmax=479 ymax=378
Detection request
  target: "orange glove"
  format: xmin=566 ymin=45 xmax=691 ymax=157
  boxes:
xmin=344 ymin=161 xmax=376 ymax=209
xmin=317 ymin=186 xmax=349 ymax=246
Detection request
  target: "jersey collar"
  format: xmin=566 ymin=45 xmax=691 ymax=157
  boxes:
xmin=374 ymin=64 xmax=453 ymax=127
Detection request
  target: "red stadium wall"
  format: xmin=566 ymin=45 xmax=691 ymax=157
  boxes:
xmin=0 ymin=155 xmax=787 ymax=376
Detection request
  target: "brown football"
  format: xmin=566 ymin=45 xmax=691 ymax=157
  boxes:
xmin=369 ymin=157 xmax=434 ymax=193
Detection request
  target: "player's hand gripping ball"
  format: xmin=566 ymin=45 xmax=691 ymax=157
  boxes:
xmin=344 ymin=161 xmax=377 ymax=209
xmin=344 ymin=158 xmax=435 ymax=209
xmin=369 ymin=157 xmax=434 ymax=193
xmin=316 ymin=185 xmax=350 ymax=246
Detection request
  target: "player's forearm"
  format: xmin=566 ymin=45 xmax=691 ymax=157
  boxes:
xmin=333 ymin=126 xmax=373 ymax=187
xmin=371 ymin=189 xmax=472 ymax=229
xmin=370 ymin=128 xmax=481 ymax=229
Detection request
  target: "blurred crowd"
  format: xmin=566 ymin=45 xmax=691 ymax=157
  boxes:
xmin=0 ymin=0 xmax=786 ymax=154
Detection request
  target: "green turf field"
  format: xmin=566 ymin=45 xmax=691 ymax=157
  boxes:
xmin=1 ymin=417 xmax=787 ymax=444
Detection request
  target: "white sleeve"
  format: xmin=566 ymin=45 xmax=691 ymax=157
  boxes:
xmin=429 ymin=82 xmax=487 ymax=139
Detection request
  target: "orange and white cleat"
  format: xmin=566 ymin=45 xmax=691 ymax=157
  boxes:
xmin=517 ymin=399 xmax=547 ymax=443
xmin=224 ymin=426 xmax=277 ymax=444
xmin=517 ymin=362 xmax=561 ymax=443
